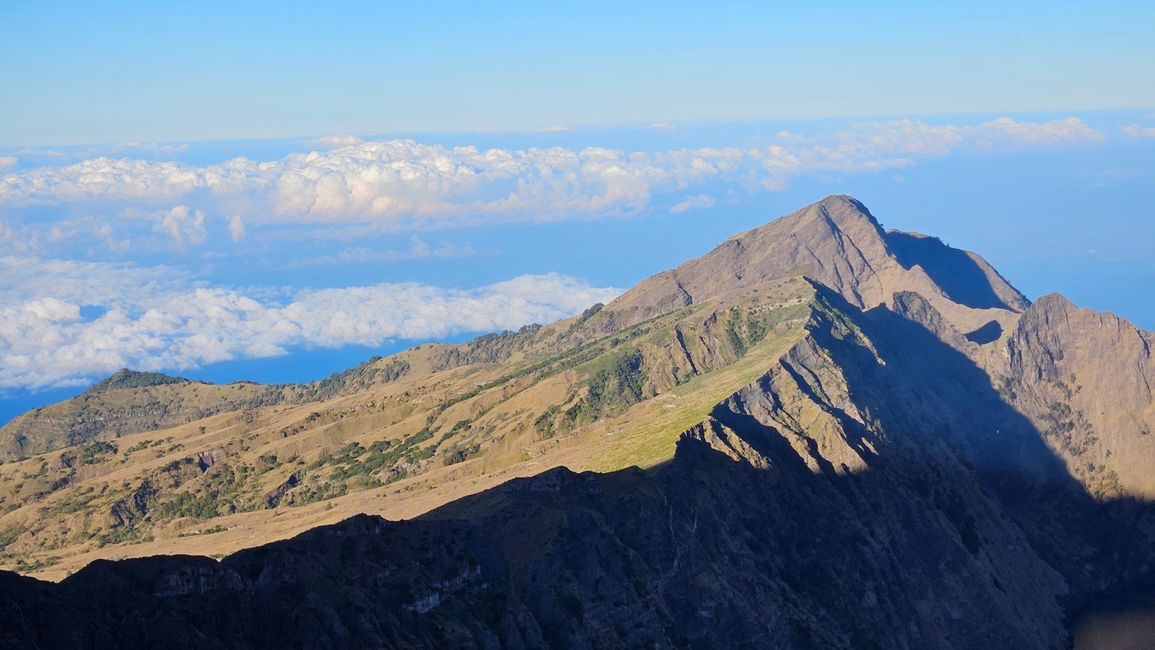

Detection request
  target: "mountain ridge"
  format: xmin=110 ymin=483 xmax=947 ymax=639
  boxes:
xmin=1 ymin=195 xmax=1153 ymax=647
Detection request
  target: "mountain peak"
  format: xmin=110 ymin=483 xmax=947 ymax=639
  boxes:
xmin=807 ymin=194 xmax=881 ymax=228
xmin=607 ymin=195 xmax=1024 ymax=328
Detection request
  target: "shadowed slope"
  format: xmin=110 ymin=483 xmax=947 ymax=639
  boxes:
xmin=2 ymin=278 xmax=1151 ymax=648
xmin=886 ymin=230 xmax=1028 ymax=311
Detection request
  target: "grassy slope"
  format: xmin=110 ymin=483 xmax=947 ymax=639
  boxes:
xmin=0 ymin=280 xmax=814 ymax=580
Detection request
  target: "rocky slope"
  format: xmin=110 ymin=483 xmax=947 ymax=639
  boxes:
xmin=1 ymin=195 xmax=1153 ymax=648
xmin=606 ymin=195 xmax=1027 ymax=334
xmin=998 ymin=294 xmax=1155 ymax=498
xmin=2 ymin=274 xmax=1152 ymax=648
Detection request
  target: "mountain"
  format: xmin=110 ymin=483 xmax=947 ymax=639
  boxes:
xmin=1 ymin=195 xmax=1153 ymax=648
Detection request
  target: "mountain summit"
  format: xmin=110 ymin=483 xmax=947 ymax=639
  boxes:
xmin=612 ymin=195 xmax=1027 ymax=325
xmin=1 ymin=196 xmax=1153 ymax=647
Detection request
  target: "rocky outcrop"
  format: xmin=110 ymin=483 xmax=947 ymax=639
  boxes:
xmin=996 ymin=294 xmax=1155 ymax=498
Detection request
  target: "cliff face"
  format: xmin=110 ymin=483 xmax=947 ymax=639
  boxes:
xmin=2 ymin=195 xmax=1153 ymax=648
xmin=997 ymin=294 xmax=1155 ymax=498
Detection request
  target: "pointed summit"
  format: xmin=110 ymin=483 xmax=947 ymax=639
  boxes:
xmin=607 ymin=195 xmax=1026 ymax=332
xmin=804 ymin=194 xmax=884 ymax=230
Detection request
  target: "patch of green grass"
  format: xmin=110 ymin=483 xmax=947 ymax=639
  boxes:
xmin=588 ymin=324 xmax=806 ymax=471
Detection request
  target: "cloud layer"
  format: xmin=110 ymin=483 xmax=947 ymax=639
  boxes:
xmin=1 ymin=117 xmax=1107 ymax=236
xmin=0 ymin=115 xmax=1119 ymax=393
xmin=0 ymin=256 xmax=620 ymax=390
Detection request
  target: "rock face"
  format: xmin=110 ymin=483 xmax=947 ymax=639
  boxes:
xmin=1 ymin=195 xmax=1154 ymax=648
xmin=997 ymin=294 xmax=1155 ymax=498
xmin=607 ymin=195 xmax=1027 ymax=331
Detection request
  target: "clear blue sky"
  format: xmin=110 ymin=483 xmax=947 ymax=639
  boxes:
xmin=2 ymin=1 xmax=1153 ymax=144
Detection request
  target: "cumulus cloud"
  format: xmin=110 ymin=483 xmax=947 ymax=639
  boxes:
xmin=0 ymin=256 xmax=620 ymax=390
xmin=670 ymin=195 xmax=716 ymax=214
xmin=0 ymin=117 xmax=1110 ymax=234
xmin=156 ymin=205 xmax=207 ymax=247
xmin=0 ymin=156 xmax=16 ymax=170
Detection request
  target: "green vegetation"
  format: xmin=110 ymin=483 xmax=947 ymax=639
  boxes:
xmin=442 ymin=443 xmax=482 ymax=466
xmin=1039 ymin=382 xmax=1097 ymax=457
xmin=566 ymin=348 xmax=647 ymax=423
xmin=287 ymin=480 xmax=348 ymax=506
xmin=123 ymin=439 xmax=161 ymax=455
xmin=96 ymin=526 xmax=154 ymax=547
xmin=178 ymin=524 xmax=227 ymax=537
xmin=47 ymin=486 xmax=99 ymax=516
xmin=309 ymin=428 xmax=439 ymax=487
xmin=294 ymin=358 xmax=410 ymax=402
xmin=725 ymin=309 xmax=750 ymax=357
xmin=156 ymin=464 xmax=256 ymax=521
xmin=79 ymin=441 xmax=117 ymax=465
xmin=724 ymin=305 xmax=784 ymax=357
xmin=534 ymin=406 xmax=563 ymax=439
xmin=86 ymin=369 xmax=189 ymax=394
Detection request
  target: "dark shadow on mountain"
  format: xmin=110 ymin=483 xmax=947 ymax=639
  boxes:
xmin=965 ymin=319 xmax=1003 ymax=344
xmin=2 ymin=285 xmax=1155 ymax=648
xmin=805 ymin=284 xmax=1155 ymax=632
xmin=811 ymin=284 xmax=1072 ymax=488
xmin=886 ymin=230 xmax=1017 ymax=310
xmin=1071 ymin=582 xmax=1155 ymax=649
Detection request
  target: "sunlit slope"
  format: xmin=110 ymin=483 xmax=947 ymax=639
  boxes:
xmin=0 ymin=278 xmax=812 ymax=579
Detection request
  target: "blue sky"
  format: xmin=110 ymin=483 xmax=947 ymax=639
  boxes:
xmin=2 ymin=2 xmax=1154 ymax=144
xmin=0 ymin=3 xmax=1153 ymax=424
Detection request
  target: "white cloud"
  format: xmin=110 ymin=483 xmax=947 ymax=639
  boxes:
xmin=228 ymin=214 xmax=246 ymax=242
xmin=22 ymin=297 xmax=81 ymax=322
xmin=670 ymin=195 xmax=716 ymax=214
xmin=155 ymin=205 xmax=207 ymax=247
xmin=305 ymin=135 xmax=363 ymax=148
xmin=0 ymin=256 xmax=620 ymax=390
xmin=0 ymin=156 xmax=16 ymax=170
xmin=975 ymin=116 xmax=1106 ymax=147
xmin=0 ymin=117 xmax=1111 ymax=234
xmin=1122 ymin=124 xmax=1155 ymax=138
xmin=47 ymin=225 xmax=76 ymax=243
xmin=0 ymin=221 xmax=37 ymax=253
